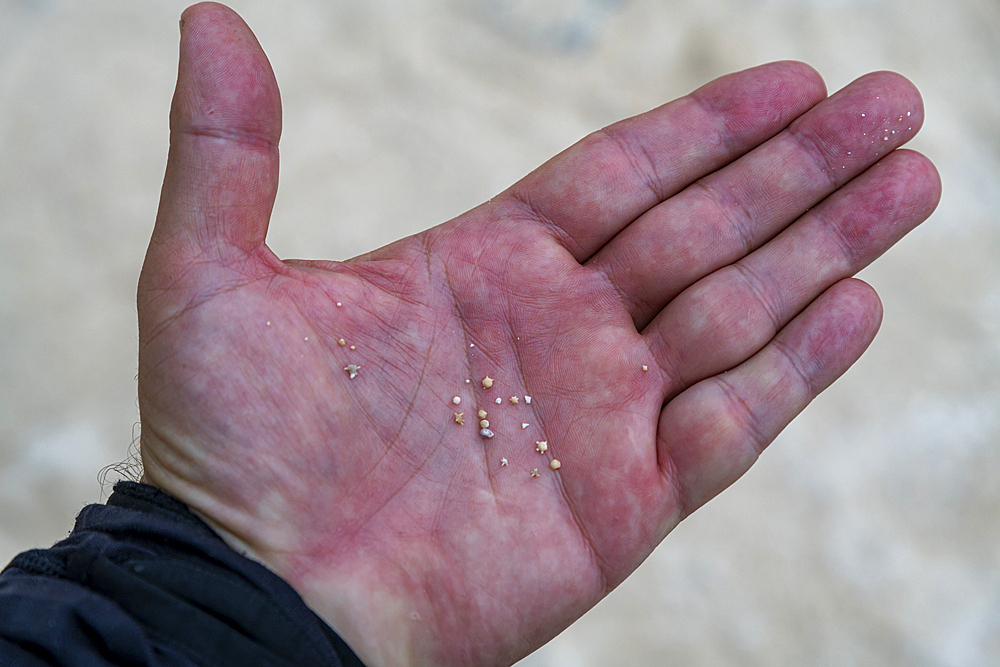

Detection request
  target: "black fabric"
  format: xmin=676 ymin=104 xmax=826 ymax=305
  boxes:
xmin=0 ymin=481 xmax=365 ymax=667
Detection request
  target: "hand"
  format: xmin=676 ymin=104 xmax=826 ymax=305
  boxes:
xmin=137 ymin=3 xmax=941 ymax=666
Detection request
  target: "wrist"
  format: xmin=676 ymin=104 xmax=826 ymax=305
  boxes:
xmin=139 ymin=462 xmax=415 ymax=667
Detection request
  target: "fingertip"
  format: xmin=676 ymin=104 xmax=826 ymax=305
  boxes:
xmin=856 ymin=69 xmax=926 ymax=131
xmin=838 ymin=277 xmax=883 ymax=331
xmin=860 ymin=147 xmax=943 ymax=245
xmin=180 ymin=2 xmax=240 ymax=27
xmin=172 ymin=2 xmax=281 ymax=144
xmin=866 ymin=69 xmax=923 ymax=106
xmin=808 ymin=278 xmax=884 ymax=383
xmin=762 ymin=60 xmax=828 ymax=100
xmin=895 ymin=148 xmax=943 ymax=212
xmin=692 ymin=60 xmax=828 ymax=144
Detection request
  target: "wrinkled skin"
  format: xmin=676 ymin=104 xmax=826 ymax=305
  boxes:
xmin=137 ymin=3 xmax=941 ymax=666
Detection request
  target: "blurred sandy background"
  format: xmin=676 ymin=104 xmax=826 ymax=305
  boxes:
xmin=1 ymin=0 xmax=998 ymax=664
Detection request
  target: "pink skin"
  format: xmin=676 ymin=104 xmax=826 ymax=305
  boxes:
xmin=137 ymin=3 xmax=941 ymax=666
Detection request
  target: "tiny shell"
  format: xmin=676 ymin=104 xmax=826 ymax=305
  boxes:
xmin=480 ymin=428 xmax=495 ymax=439
xmin=338 ymin=339 xmax=346 ymax=346
xmin=478 ymin=410 xmax=488 ymax=419
xmin=495 ymin=398 xmax=502 ymax=404
xmin=524 ymin=396 xmax=532 ymax=404
xmin=452 ymin=396 xmax=461 ymax=405
xmin=344 ymin=364 xmax=360 ymax=379
xmin=549 ymin=459 xmax=561 ymax=470
xmin=521 ymin=423 xmax=529 ymax=429
xmin=480 ymin=419 xmax=490 ymax=428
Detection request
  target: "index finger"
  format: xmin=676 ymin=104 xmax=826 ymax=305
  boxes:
xmin=503 ymin=61 xmax=827 ymax=260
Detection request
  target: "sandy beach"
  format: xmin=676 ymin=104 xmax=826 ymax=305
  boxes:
xmin=2 ymin=0 xmax=998 ymax=664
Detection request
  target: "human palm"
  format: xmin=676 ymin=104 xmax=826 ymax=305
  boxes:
xmin=137 ymin=4 xmax=940 ymax=667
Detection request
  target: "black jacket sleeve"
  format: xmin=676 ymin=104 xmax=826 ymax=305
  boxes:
xmin=0 ymin=482 xmax=365 ymax=667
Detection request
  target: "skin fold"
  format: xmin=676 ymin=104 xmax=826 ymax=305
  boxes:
xmin=137 ymin=3 xmax=941 ymax=666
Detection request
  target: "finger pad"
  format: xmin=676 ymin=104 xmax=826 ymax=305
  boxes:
xmin=174 ymin=3 xmax=281 ymax=146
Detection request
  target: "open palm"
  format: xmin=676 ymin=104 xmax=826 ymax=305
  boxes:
xmin=137 ymin=4 xmax=941 ymax=666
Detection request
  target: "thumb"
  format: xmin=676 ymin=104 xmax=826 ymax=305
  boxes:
xmin=147 ymin=2 xmax=281 ymax=279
